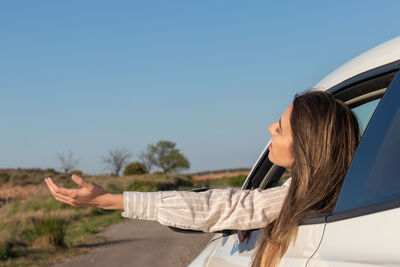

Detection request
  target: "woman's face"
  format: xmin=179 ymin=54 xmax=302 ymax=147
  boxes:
xmin=267 ymin=104 xmax=294 ymax=169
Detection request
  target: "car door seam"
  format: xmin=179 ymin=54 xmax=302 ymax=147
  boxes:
xmin=304 ymin=223 xmax=326 ymax=267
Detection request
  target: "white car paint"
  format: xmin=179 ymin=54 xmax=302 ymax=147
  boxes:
xmin=308 ymin=207 xmax=400 ymax=267
xmin=189 ymin=234 xmax=224 ymax=266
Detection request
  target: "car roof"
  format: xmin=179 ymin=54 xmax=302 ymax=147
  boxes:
xmin=313 ymin=36 xmax=400 ymax=91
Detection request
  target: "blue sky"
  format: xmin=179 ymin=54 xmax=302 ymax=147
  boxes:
xmin=1 ymin=1 xmax=399 ymax=174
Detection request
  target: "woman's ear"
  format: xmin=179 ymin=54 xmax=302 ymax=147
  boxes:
xmin=288 ymin=147 xmax=294 ymax=169
xmin=287 ymin=159 xmax=294 ymax=171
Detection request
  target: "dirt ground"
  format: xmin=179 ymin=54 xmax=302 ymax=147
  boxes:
xmin=50 ymin=219 xmax=214 ymax=267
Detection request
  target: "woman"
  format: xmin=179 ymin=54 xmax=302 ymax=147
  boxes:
xmin=45 ymin=90 xmax=360 ymax=267
xmin=252 ymin=90 xmax=360 ymax=266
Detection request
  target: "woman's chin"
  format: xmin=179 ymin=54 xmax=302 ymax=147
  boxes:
xmin=268 ymin=153 xmax=275 ymax=164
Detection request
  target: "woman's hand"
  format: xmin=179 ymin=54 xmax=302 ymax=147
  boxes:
xmin=45 ymin=175 xmax=116 ymax=209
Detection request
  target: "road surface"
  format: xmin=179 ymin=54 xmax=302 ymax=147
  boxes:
xmin=50 ymin=219 xmax=214 ymax=267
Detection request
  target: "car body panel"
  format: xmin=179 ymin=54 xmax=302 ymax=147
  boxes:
xmin=190 ymin=222 xmax=326 ymax=267
xmin=189 ymin=234 xmax=223 ymax=267
xmin=206 ymin=231 xmax=258 ymax=267
xmin=276 ymin=223 xmax=326 ymax=266
xmin=191 ymin=225 xmax=325 ymax=267
xmin=188 ymin=231 xmax=256 ymax=267
xmin=308 ymin=208 xmax=400 ymax=267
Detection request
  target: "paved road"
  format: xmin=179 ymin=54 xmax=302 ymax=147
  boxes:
xmin=50 ymin=219 xmax=214 ymax=267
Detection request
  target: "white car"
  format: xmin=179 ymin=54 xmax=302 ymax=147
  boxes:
xmin=189 ymin=36 xmax=400 ymax=266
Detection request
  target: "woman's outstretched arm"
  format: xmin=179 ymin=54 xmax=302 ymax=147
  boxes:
xmin=45 ymin=175 xmax=124 ymax=211
xmin=122 ymin=181 xmax=290 ymax=232
xmin=46 ymin=174 xmax=290 ymax=232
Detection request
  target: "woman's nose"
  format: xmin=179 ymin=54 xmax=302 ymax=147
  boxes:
xmin=268 ymin=122 xmax=278 ymax=135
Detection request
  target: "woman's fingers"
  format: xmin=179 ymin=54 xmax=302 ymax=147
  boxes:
xmin=45 ymin=178 xmax=67 ymax=197
xmin=52 ymin=191 xmax=76 ymax=205
xmin=45 ymin=178 xmax=74 ymax=197
xmin=71 ymin=175 xmax=92 ymax=189
xmin=44 ymin=176 xmax=103 ymax=208
xmin=45 ymin=180 xmax=75 ymax=204
xmin=44 ymin=178 xmax=58 ymax=194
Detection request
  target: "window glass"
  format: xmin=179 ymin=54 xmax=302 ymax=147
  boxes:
xmin=334 ymin=73 xmax=400 ymax=212
xmin=352 ymin=99 xmax=380 ymax=134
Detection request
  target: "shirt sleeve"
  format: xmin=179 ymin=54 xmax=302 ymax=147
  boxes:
xmin=122 ymin=178 xmax=291 ymax=232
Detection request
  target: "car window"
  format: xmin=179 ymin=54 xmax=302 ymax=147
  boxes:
xmin=333 ymin=72 xmax=400 ymax=215
xmin=351 ymin=98 xmax=381 ymax=134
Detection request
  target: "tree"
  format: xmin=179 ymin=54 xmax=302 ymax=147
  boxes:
xmin=102 ymin=148 xmax=132 ymax=176
xmin=143 ymin=140 xmax=190 ymax=173
xmin=123 ymin=161 xmax=148 ymax=176
xmin=57 ymin=151 xmax=79 ymax=174
xmin=138 ymin=150 xmax=155 ymax=172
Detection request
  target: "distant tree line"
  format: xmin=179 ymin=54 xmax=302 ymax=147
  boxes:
xmin=56 ymin=140 xmax=190 ymax=176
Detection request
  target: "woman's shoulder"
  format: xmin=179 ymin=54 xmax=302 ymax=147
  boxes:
xmin=283 ymin=177 xmax=292 ymax=187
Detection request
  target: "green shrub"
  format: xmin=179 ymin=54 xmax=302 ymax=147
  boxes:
xmin=45 ymin=168 xmax=58 ymax=175
xmin=157 ymin=176 xmax=193 ymax=191
xmin=22 ymin=227 xmax=37 ymax=243
xmin=177 ymin=177 xmax=193 ymax=186
xmin=89 ymin=208 xmax=108 ymax=216
xmin=194 ymin=175 xmax=247 ymax=189
xmin=54 ymin=175 xmax=76 ymax=188
xmin=106 ymin=183 xmax=124 ymax=194
xmin=123 ymin=162 xmax=148 ymax=176
xmin=128 ymin=181 xmax=159 ymax=192
xmin=68 ymin=170 xmax=83 ymax=176
xmin=227 ymin=175 xmax=247 ymax=187
xmin=0 ymin=228 xmax=16 ymax=260
xmin=0 ymin=242 xmax=13 ymax=260
xmin=126 ymin=175 xmax=194 ymax=192
xmin=32 ymin=217 xmax=67 ymax=248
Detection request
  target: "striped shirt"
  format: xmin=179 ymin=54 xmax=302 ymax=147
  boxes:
xmin=122 ymin=178 xmax=291 ymax=232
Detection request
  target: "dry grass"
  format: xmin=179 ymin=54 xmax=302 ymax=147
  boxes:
xmin=192 ymin=171 xmax=249 ymax=181
xmin=0 ymin=183 xmax=46 ymax=201
xmin=0 ymin=169 xmax=249 ymax=265
xmin=0 ymin=170 xmax=193 ymax=265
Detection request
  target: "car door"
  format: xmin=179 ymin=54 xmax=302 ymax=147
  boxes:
xmin=306 ymin=71 xmax=400 ymax=266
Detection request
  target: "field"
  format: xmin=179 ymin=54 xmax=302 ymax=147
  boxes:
xmin=192 ymin=171 xmax=249 ymax=180
xmin=0 ymin=168 xmax=248 ymax=266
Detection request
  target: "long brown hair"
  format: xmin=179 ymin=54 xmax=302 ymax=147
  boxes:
xmin=252 ymin=91 xmax=361 ymax=267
